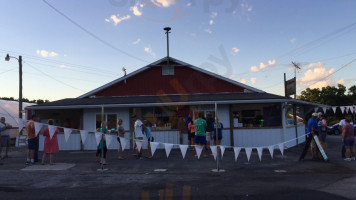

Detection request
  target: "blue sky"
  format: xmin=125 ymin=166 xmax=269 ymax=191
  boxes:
xmin=1 ymin=0 xmax=356 ymax=101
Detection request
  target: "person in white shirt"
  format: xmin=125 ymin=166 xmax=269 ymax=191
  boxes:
xmin=0 ymin=117 xmax=12 ymax=159
xmin=132 ymin=115 xmax=145 ymax=158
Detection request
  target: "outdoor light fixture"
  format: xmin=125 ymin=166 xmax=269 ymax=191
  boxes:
xmin=4 ymin=53 xmax=23 ymax=119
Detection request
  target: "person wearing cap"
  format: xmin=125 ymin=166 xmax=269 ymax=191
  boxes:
xmin=317 ymin=112 xmax=328 ymax=154
xmin=307 ymin=113 xmax=319 ymax=159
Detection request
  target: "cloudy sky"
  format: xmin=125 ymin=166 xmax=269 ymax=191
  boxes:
xmin=1 ymin=0 xmax=356 ymax=101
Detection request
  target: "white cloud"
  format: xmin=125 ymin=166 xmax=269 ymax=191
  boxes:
xmin=59 ymin=65 xmax=69 ymax=69
xmin=133 ymin=38 xmax=141 ymax=45
xmin=247 ymin=6 xmax=253 ymax=12
xmin=302 ymin=62 xmax=325 ymax=70
xmin=105 ymin=14 xmax=131 ymax=26
xmin=204 ymin=29 xmax=212 ymax=34
xmin=232 ymin=47 xmax=240 ymax=55
xmin=250 ymin=59 xmax=276 ymax=72
xmin=151 ymin=0 xmax=177 ymax=7
xmin=250 ymin=77 xmax=257 ymax=84
xmin=186 ymin=2 xmax=192 ymax=6
xmin=144 ymin=46 xmax=156 ymax=56
xmin=337 ymin=79 xmax=345 ymax=85
xmin=130 ymin=5 xmax=142 ymax=16
xmin=209 ymin=19 xmax=214 ymax=25
xmin=290 ymin=38 xmax=296 ymax=44
xmin=240 ymin=79 xmax=247 ymax=84
xmin=36 ymin=50 xmax=59 ymax=57
xmin=211 ymin=12 xmax=218 ymax=18
xmin=298 ymin=67 xmax=337 ymax=89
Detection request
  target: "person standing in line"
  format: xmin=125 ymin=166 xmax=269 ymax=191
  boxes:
xmin=205 ymin=112 xmax=214 ymax=149
xmin=26 ymin=114 xmax=39 ymax=165
xmin=317 ymin=112 xmax=328 ymax=154
xmin=132 ymin=115 xmax=145 ymax=159
xmin=308 ymin=113 xmax=319 ymax=159
xmin=212 ymin=118 xmax=223 ymax=146
xmin=0 ymin=117 xmax=12 ymax=159
xmin=144 ymin=120 xmax=154 ymax=159
xmin=187 ymin=117 xmax=195 ymax=150
xmin=342 ymin=118 xmax=355 ymax=161
xmin=339 ymin=115 xmax=354 ymax=158
xmin=117 ymin=119 xmax=125 ymax=160
xmin=41 ymin=119 xmax=59 ymax=165
xmin=96 ymin=121 xmax=108 ymax=165
xmin=194 ymin=112 xmax=207 ymax=158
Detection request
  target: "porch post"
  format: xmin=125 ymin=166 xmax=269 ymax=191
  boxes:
xmin=281 ymin=102 xmax=287 ymax=146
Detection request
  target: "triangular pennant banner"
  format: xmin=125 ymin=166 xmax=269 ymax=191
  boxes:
xmin=340 ymin=106 xmax=345 ymax=113
xmin=164 ymin=143 xmax=174 ymax=158
xmin=120 ymin=137 xmax=127 ymax=151
xmin=332 ymin=107 xmax=337 ymax=114
xmin=195 ymin=145 xmax=203 ymax=159
xmin=322 ymin=107 xmax=327 ymax=114
xmin=34 ymin=122 xmax=43 ymax=137
xmin=80 ymin=130 xmax=88 ymax=144
xmin=150 ymin=142 xmax=159 ymax=156
xmin=349 ymin=106 xmax=354 ymax=114
xmin=354 ymin=107 xmax=356 ymax=114
xmin=63 ymin=128 xmax=72 ymax=142
xmin=346 ymin=107 xmax=350 ymax=114
xmin=210 ymin=145 xmax=218 ymax=160
xmin=18 ymin=119 xmax=26 ymax=133
xmin=245 ymin=148 xmax=252 ymax=162
xmin=105 ymin=134 xmax=113 ymax=148
xmin=256 ymin=147 xmax=263 ymax=161
xmin=233 ymin=147 xmax=241 ymax=162
xmin=279 ymin=143 xmax=284 ymax=156
xmin=314 ymin=107 xmax=318 ymax=113
xmin=220 ymin=145 xmax=226 ymax=159
xmin=268 ymin=145 xmax=274 ymax=159
xmin=135 ymin=140 xmax=143 ymax=152
xmin=179 ymin=145 xmax=188 ymax=159
xmin=95 ymin=132 xmax=102 ymax=146
xmin=48 ymin=125 xmax=56 ymax=139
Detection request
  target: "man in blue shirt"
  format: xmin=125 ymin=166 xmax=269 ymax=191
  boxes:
xmin=300 ymin=113 xmax=319 ymax=160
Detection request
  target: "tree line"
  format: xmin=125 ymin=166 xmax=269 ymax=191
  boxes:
xmin=0 ymin=97 xmax=50 ymax=104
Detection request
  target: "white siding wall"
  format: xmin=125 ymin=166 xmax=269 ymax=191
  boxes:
xmin=233 ymin=128 xmax=283 ymax=147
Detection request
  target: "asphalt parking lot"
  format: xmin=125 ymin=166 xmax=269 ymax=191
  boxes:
xmin=1 ymin=135 xmax=356 ymax=200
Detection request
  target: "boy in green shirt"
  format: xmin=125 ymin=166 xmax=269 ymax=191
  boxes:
xmin=194 ymin=112 xmax=207 ymax=158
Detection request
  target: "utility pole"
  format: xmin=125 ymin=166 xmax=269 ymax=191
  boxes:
xmin=164 ymin=27 xmax=171 ymax=67
xmin=291 ymin=62 xmax=301 ymax=144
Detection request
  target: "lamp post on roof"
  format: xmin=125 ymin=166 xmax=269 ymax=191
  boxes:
xmin=5 ymin=54 xmax=23 ymax=119
xmin=164 ymin=27 xmax=171 ymax=66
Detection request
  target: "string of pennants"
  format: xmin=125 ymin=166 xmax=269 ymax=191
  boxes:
xmin=315 ymin=105 xmax=356 ymax=114
xmin=13 ymin=116 xmax=307 ymax=162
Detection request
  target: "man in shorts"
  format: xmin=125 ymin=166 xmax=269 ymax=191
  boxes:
xmin=132 ymin=115 xmax=145 ymax=159
xmin=194 ymin=112 xmax=207 ymax=158
xmin=205 ymin=112 xmax=214 ymax=149
xmin=26 ymin=114 xmax=39 ymax=164
xmin=0 ymin=117 xmax=12 ymax=159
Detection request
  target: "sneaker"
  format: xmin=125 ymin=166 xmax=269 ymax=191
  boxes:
xmin=351 ymin=157 xmax=356 ymax=161
xmin=344 ymin=158 xmax=351 ymax=161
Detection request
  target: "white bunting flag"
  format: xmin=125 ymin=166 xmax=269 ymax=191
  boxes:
xmin=119 ymin=137 xmax=127 ymax=151
xmin=195 ymin=145 xmax=203 ymax=159
xmin=233 ymin=147 xmax=241 ymax=162
xmin=150 ymin=142 xmax=159 ymax=156
xmin=210 ymin=145 xmax=218 ymax=160
xmin=220 ymin=145 xmax=226 ymax=159
xmin=179 ymin=145 xmax=188 ymax=159
xmin=314 ymin=107 xmax=318 ymax=113
xmin=34 ymin=122 xmax=43 ymax=137
xmin=245 ymin=148 xmax=252 ymax=162
xmin=63 ymin=128 xmax=72 ymax=142
xmin=268 ymin=145 xmax=274 ymax=159
xmin=256 ymin=147 xmax=263 ymax=161
xmin=322 ymin=107 xmax=327 ymax=114
xmin=164 ymin=143 xmax=174 ymax=158
xmin=18 ymin=119 xmax=26 ymax=133
xmin=105 ymin=134 xmax=114 ymax=148
xmin=340 ymin=106 xmax=345 ymax=114
xmin=95 ymin=132 xmax=102 ymax=146
xmin=332 ymin=106 xmax=337 ymax=114
xmin=80 ymin=130 xmax=88 ymax=144
xmin=135 ymin=140 xmax=143 ymax=152
xmin=349 ymin=106 xmax=354 ymax=114
xmin=279 ymin=143 xmax=284 ymax=156
xmin=48 ymin=125 xmax=57 ymax=139
xmin=346 ymin=107 xmax=350 ymax=114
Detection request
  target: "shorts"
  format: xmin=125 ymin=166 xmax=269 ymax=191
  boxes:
xmin=344 ymin=140 xmax=354 ymax=147
xmin=194 ymin=135 xmax=206 ymax=145
xmin=188 ymin=132 xmax=195 ymax=141
xmin=206 ymin=132 xmax=213 ymax=142
xmin=28 ymin=138 xmax=37 ymax=150
xmin=213 ymin=136 xmax=222 ymax=141
xmin=318 ymin=132 xmax=326 ymax=142
xmin=147 ymin=137 xmax=154 ymax=142
xmin=0 ymin=136 xmax=10 ymax=147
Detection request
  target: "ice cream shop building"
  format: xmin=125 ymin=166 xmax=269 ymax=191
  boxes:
xmin=26 ymin=56 xmax=319 ymax=150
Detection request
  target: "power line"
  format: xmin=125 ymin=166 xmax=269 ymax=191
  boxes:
xmin=42 ymin=0 xmax=150 ymax=64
